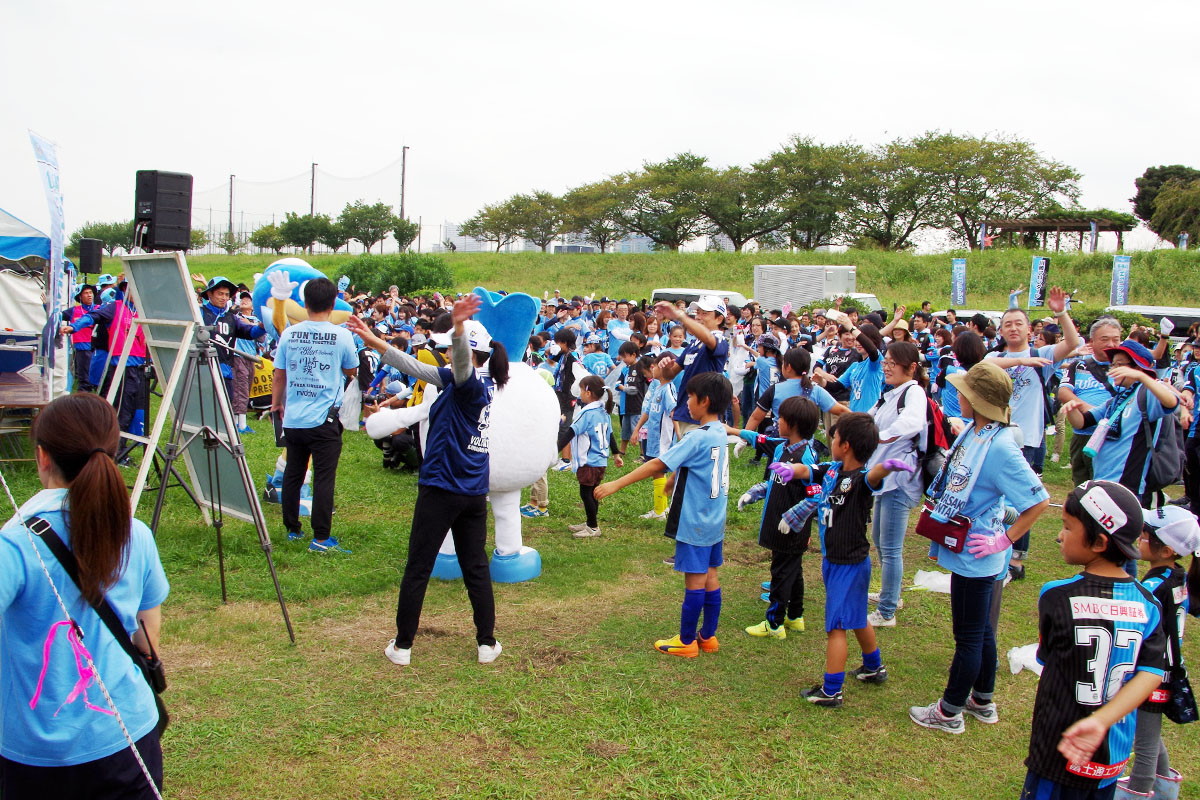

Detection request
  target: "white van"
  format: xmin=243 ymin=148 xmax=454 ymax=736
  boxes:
xmin=651 ymin=287 xmax=750 ymax=309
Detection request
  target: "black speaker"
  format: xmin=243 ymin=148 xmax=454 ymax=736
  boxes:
xmin=79 ymin=238 xmax=102 ymax=274
xmin=134 ymin=170 xmax=193 ymax=250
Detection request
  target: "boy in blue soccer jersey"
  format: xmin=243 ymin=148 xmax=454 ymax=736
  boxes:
xmin=1020 ymin=481 xmax=1167 ymax=799
xmin=595 ymin=372 xmax=733 ymax=658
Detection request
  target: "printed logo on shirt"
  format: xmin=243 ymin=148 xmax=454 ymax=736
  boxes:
xmin=469 ymin=405 xmax=491 ymax=454
xmin=1069 ymin=598 xmax=1149 ymax=623
xmin=839 ymin=477 xmax=853 ymax=493
xmin=1174 ymin=586 xmax=1187 ymax=605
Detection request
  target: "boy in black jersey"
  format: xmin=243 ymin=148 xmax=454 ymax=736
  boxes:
xmin=1117 ymin=505 xmax=1200 ymax=799
xmin=1022 ymin=481 xmax=1167 ymax=800
xmin=732 ymin=396 xmax=821 ymax=639
xmin=768 ymin=412 xmax=914 ymax=708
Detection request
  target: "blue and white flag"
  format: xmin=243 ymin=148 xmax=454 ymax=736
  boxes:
xmin=29 ymin=131 xmax=65 ymax=370
xmin=1180 ymin=232 xmax=1190 ymax=250
xmin=1089 ymin=221 xmax=1099 ymax=253
xmin=1028 ymin=256 xmax=1050 ymax=308
xmin=951 ymin=258 xmax=966 ymax=306
xmin=1109 ymin=255 xmax=1131 ymax=306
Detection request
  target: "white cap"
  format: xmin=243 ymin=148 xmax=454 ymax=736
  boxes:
xmin=463 ymin=320 xmax=492 ymax=352
xmin=430 ymin=331 xmax=452 ymax=348
xmin=688 ymin=295 xmax=728 ymax=316
xmin=1144 ymin=505 xmax=1200 ymax=555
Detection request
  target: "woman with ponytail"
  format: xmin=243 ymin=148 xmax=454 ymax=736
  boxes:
xmin=348 ymin=294 xmax=506 ymax=668
xmin=0 ymin=393 xmax=168 ymax=798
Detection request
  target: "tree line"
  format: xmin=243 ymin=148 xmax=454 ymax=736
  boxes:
xmin=460 ymin=132 xmax=1087 ymax=253
xmin=1132 ymin=165 xmax=1200 ymax=245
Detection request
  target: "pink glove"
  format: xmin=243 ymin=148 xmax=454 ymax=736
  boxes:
xmin=966 ymin=532 xmax=1012 ymax=558
xmin=782 ymin=302 xmax=792 ymax=317
xmin=768 ymin=462 xmax=796 ymax=483
xmin=880 ymin=458 xmax=915 ymax=474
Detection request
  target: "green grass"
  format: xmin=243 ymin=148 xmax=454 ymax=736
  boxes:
xmin=3 ymin=423 xmax=1199 ymax=798
xmin=103 ymin=248 xmax=1200 ymax=314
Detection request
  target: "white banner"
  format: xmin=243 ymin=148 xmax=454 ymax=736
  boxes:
xmin=29 ymin=131 xmax=65 ymax=373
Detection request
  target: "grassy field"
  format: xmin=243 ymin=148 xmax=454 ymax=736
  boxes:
xmin=4 ymin=419 xmax=1200 ymax=798
xmin=100 ymin=247 xmax=1200 ymax=314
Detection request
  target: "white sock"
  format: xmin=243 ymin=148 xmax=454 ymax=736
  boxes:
xmin=236 ymin=413 xmax=246 ymax=427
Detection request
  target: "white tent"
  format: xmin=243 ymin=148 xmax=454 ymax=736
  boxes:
xmin=0 ymin=208 xmax=68 ymax=395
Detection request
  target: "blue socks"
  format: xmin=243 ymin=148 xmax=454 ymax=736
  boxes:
xmin=700 ymin=588 xmax=721 ymax=639
xmin=823 ymin=671 xmax=845 ymax=696
xmin=680 ymin=589 xmax=705 ymax=644
xmin=863 ymin=648 xmax=882 ymax=671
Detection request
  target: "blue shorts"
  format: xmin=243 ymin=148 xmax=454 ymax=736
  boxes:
xmin=821 ymin=557 xmax=871 ymax=633
xmin=1020 ymin=771 xmax=1115 ymax=800
xmin=674 ymin=540 xmax=723 ymax=574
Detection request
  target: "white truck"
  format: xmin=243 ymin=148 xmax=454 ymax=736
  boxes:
xmin=752 ymin=264 xmax=882 ymax=312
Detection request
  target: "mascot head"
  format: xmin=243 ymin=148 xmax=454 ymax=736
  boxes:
xmin=251 ymin=257 xmax=353 ymax=340
xmin=470 ymin=287 xmax=539 ymax=362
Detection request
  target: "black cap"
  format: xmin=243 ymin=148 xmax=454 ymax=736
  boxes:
xmin=1070 ymin=480 xmax=1145 ymax=559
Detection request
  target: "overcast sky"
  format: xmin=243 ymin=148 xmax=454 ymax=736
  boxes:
xmin=3 ymin=0 xmax=1197 ymax=250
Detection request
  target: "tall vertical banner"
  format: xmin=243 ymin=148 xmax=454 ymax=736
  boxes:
xmin=951 ymin=257 xmax=967 ymax=306
xmin=1180 ymin=232 xmax=1190 ymax=250
xmin=1109 ymin=254 xmax=1131 ymax=306
xmin=1028 ymin=256 xmax=1050 ymax=308
xmin=29 ymin=132 xmax=64 ymax=370
xmin=1088 ymin=221 xmax=1099 ymax=253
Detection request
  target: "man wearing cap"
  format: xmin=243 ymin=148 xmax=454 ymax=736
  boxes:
xmin=62 ymin=283 xmax=98 ymax=391
xmin=1058 ymin=317 xmax=1125 ymax=485
xmin=199 ymin=276 xmax=268 ymax=404
xmin=656 ymin=295 xmax=730 ymax=435
xmin=1061 ymin=339 xmax=1180 ymax=506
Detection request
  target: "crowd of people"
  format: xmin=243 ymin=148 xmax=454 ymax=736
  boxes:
xmin=4 ymin=272 xmax=1200 ymax=798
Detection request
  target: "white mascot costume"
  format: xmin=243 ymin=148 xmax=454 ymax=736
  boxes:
xmin=365 ymin=287 xmax=559 ymax=583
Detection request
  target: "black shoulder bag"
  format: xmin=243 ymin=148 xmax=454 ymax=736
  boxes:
xmin=26 ymin=516 xmax=169 ymax=735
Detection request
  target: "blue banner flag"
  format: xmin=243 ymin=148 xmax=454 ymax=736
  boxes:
xmin=1109 ymin=255 xmax=1131 ymax=306
xmin=29 ymin=131 xmax=65 ymax=373
xmin=1180 ymin=232 xmax=1190 ymax=250
xmin=1089 ymin=221 xmax=1099 ymax=253
xmin=1028 ymin=256 xmax=1050 ymax=308
xmin=951 ymin=258 xmax=966 ymax=306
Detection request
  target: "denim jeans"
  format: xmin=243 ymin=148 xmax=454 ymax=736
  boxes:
xmin=871 ymin=489 xmax=916 ymax=619
xmin=942 ymin=571 xmax=998 ymax=713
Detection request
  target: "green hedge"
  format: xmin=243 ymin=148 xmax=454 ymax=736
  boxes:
xmin=339 ymin=253 xmax=453 ymax=296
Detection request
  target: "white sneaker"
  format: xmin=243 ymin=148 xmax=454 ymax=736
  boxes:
xmin=909 ymin=700 xmax=965 ymax=734
xmin=963 ymin=696 xmax=999 ymax=724
xmin=567 ymin=522 xmax=590 ymax=533
xmin=1050 ymin=453 xmax=1060 ymax=463
xmin=552 ymin=459 xmax=572 ymax=472
xmin=573 ymin=526 xmax=602 ymax=538
xmin=867 ymin=593 xmax=903 ymax=609
xmin=867 ymin=610 xmax=896 ymax=628
xmin=639 ymin=510 xmax=660 ymax=519
xmin=384 ymin=639 xmax=411 ymax=666
xmin=478 ymin=641 xmax=503 ymax=664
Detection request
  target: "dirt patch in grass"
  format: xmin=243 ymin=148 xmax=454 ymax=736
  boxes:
xmin=586 ymin=739 xmax=630 ymax=759
xmin=723 ymin=539 xmax=769 ymax=566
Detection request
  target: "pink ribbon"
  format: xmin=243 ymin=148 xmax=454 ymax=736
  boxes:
xmin=29 ymin=620 xmax=114 ymax=718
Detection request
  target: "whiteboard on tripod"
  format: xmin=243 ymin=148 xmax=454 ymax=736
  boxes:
xmin=120 ymin=251 xmax=266 ymax=527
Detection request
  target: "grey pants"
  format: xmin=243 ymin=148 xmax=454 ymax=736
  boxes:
xmin=1127 ymin=708 xmax=1170 ymax=793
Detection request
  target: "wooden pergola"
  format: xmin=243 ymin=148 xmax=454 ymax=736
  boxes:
xmin=982 ymin=217 xmax=1137 ymax=252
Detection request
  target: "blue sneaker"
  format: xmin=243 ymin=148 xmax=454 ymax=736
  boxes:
xmin=761 ymin=581 xmax=771 ymax=591
xmin=309 ymin=536 xmax=351 ymax=554
xmin=238 ymin=425 xmax=254 ymax=434
xmin=760 ymin=592 xmax=770 ymax=603
xmin=521 ymin=506 xmax=549 ymax=518
xmin=287 ymin=530 xmax=305 ymax=542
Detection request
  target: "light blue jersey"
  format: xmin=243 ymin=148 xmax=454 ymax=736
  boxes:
xmin=661 ymin=421 xmax=728 ymax=547
xmin=570 ymin=401 xmax=613 ymax=470
xmin=985 ymin=344 xmax=1059 ymax=448
xmin=275 ymin=320 xmax=359 ymax=429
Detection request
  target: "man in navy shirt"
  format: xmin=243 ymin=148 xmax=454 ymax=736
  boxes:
xmin=656 ymin=295 xmax=730 ymax=436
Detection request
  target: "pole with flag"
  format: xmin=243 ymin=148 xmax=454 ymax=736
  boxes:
xmin=28 ymin=131 xmax=65 ymax=388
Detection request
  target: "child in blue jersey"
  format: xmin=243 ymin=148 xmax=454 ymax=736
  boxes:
xmin=814 ymin=317 xmax=885 ymax=413
xmin=741 ymin=347 xmax=845 ymax=460
xmin=1021 ymin=482 xmax=1166 ymax=799
xmin=559 ymin=376 xmax=623 ymax=538
xmin=766 ymin=413 xmax=911 ymax=708
xmin=595 ymin=373 xmax=733 ymax=658
xmin=1118 ymin=506 xmax=1200 ymax=799
xmin=581 ymin=333 xmax=616 ymax=377
xmin=733 ymin=396 xmax=822 ymax=639
xmin=630 ymin=358 xmax=676 ymax=519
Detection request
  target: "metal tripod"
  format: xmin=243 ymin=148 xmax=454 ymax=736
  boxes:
xmin=148 ymin=326 xmax=294 ymax=643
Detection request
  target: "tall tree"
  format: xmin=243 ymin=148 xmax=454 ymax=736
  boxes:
xmin=688 ymin=165 xmax=790 ymax=252
xmin=615 ymin=153 xmax=712 ymax=251
xmin=561 ymin=179 xmax=627 ymax=253
xmin=279 ymin=212 xmax=322 ymax=253
xmin=391 ymin=217 xmax=420 ymax=251
xmin=215 ymin=231 xmax=246 ymax=255
xmin=511 ymin=191 xmax=563 ymax=252
xmin=459 ymin=200 xmax=523 ymax=252
xmin=188 ymin=228 xmax=210 ymax=251
xmin=250 ymin=223 xmax=286 ymax=254
xmin=1149 ymin=178 xmax=1200 ymax=246
xmin=918 ymin=131 xmax=1080 ymax=249
xmin=67 ymin=221 xmax=116 ymax=258
xmin=755 ymin=137 xmax=855 ymax=251
xmin=1132 ymin=165 xmax=1200 ymax=234
xmin=338 ymin=200 xmax=397 ymax=254
xmin=839 ymin=139 xmax=941 ymax=250
xmin=107 ymin=220 xmax=136 ymax=255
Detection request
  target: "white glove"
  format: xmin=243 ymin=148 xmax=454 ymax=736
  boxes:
xmin=1161 ymin=316 xmax=1175 ymax=336
xmin=825 ymin=309 xmax=849 ymax=327
xmin=737 ymin=492 xmax=753 ymax=512
xmin=268 ymin=270 xmax=298 ymax=301
xmin=733 ymin=440 xmax=748 ymax=459
xmin=778 ymin=519 xmax=792 ymax=535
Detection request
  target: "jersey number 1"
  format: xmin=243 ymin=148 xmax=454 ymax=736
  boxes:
xmin=709 ymin=446 xmax=729 ymax=500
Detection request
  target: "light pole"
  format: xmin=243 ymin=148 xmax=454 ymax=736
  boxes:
xmin=400 ymin=146 xmax=409 ymax=220
xmin=310 ymin=162 xmax=317 ymax=216
xmin=228 ymin=174 xmax=235 ymax=238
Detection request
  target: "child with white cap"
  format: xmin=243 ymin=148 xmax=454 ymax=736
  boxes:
xmin=1116 ymin=505 xmax=1200 ymax=799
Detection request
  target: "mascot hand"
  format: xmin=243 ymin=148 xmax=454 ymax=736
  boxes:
xmin=268 ymin=270 xmax=298 ymax=301
xmin=338 ymin=275 xmax=351 ymax=292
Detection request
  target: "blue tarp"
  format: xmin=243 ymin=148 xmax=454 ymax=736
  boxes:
xmin=0 ymin=207 xmax=50 ymax=268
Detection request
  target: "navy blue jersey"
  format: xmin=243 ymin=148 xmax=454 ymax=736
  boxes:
xmin=1026 ymin=573 xmax=1167 ymax=790
xmin=419 ymin=366 xmax=493 ymax=496
xmin=671 ymin=332 xmax=730 ymax=423
xmin=1140 ymin=564 xmax=1189 ymax=713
